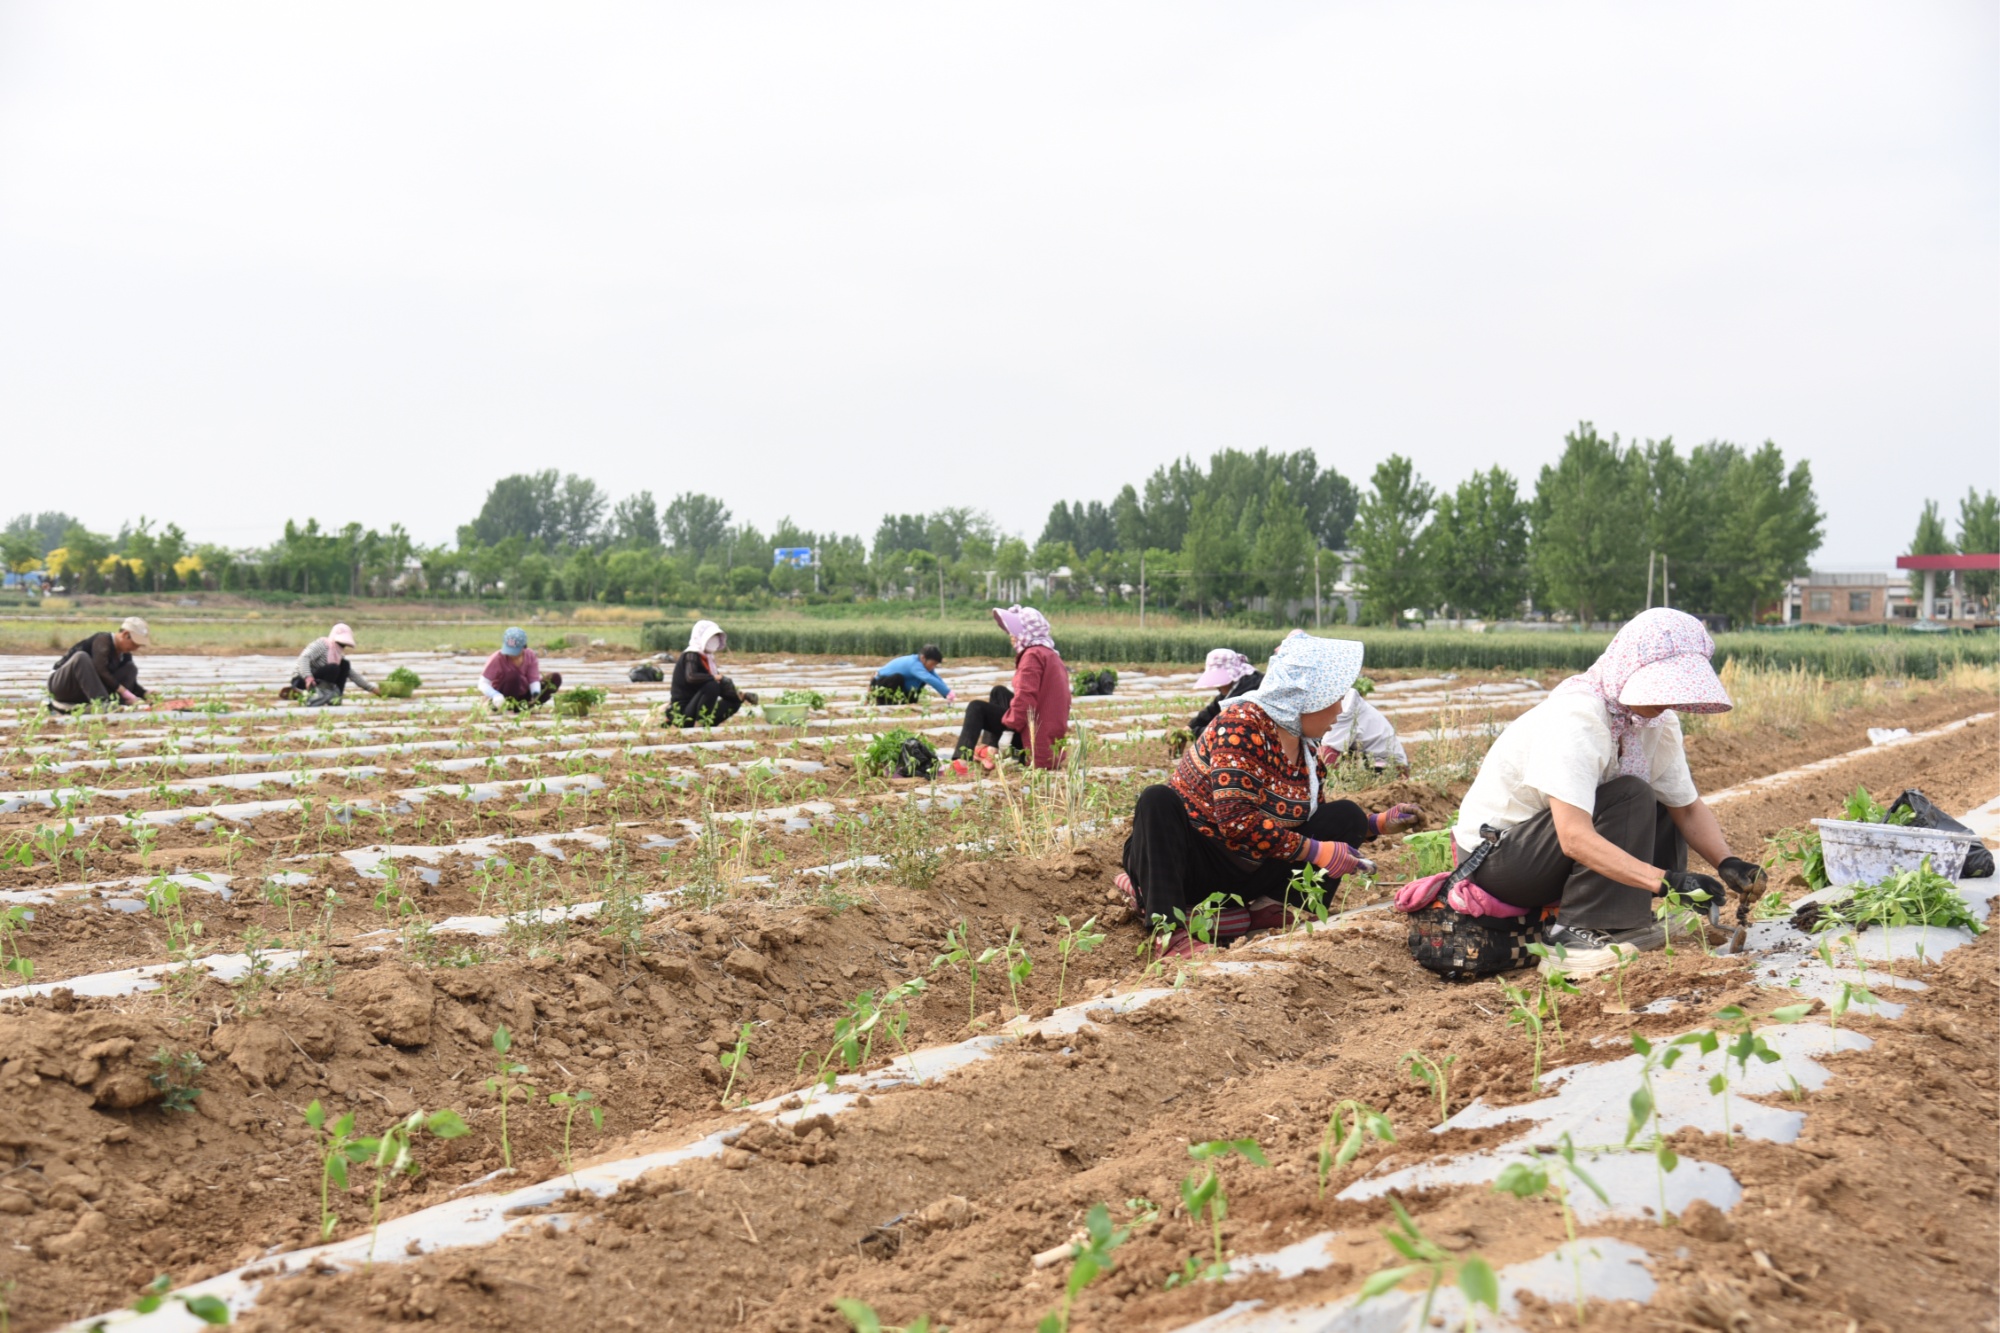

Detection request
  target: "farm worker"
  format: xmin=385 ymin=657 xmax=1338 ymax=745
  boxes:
xmin=1188 ymin=648 xmax=1262 ymax=736
xmin=478 ymin=627 xmax=562 ymax=709
xmin=1448 ymin=608 xmax=1758 ymax=977
xmin=1117 ymin=633 xmax=1422 ymax=956
xmin=283 ymin=623 xmax=380 ymax=707
xmin=869 ymin=645 xmax=955 ymax=705
xmin=1319 ymin=686 xmax=1408 ymax=772
xmin=46 ymin=617 xmax=151 ymax=713
xmin=667 ymin=619 xmax=755 ymax=726
xmin=953 ymin=606 xmax=1070 ymax=771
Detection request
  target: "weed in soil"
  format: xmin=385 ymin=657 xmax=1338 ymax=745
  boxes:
xmin=148 ymin=1048 xmax=205 ymax=1112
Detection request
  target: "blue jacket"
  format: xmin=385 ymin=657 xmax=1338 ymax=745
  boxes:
xmin=876 ymin=654 xmax=951 ymax=698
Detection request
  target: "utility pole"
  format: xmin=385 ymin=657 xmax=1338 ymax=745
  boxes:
xmin=1314 ymin=549 xmax=1322 ymax=629
xmin=1662 ymin=555 xmax=1670 ymax=610
xmin=939 ymin=565 xmax=945 ymax=620
xmin=1646 ymin=551 xmax=1655 ymax=608
xmin=1139 ymin=551 xmax=1146 ymax=628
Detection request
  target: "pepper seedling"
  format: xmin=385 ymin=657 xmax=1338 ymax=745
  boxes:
xmin=485 ymin=1025 xmax=534 ymax=1170
xmin=131 ymin=1274 xmax=230 ymax=1326
xmin=1317 ymin=1099 xmax=1395 ymax=1197
xmin=1052 ymin=914 xmax=1105 ymax=1008
xmin=1358 ymin=1197 xmax=1499 ymax=1332
xmin=303 ymin=1099 xmax=370 ymax=1241
xmin=354 ymin=1108 xmax=471 ymax=1260
xmin=1170 ymin=1137 xmax=1268 ymax=1284
xmin=1492 ymin=1133 xmax=1608 ymax=1325
xmin=1400 ymin=1051 xmax=1458 ymax=1126
xmin=546 ymin=1089 xmax=603 ymax=1182
xmin=717 ymin=1023 xmax=753 ymax=1107
xmin=1038 ymin=1201 xmax=1132 ymax=1333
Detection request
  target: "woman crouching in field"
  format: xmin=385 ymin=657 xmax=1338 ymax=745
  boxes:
xmin=1118 ymin=633 xmax=1420 ymax=956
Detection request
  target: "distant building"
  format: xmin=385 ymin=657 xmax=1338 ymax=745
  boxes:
xmin=1780 ymin=571 xmax=1915 ymax=626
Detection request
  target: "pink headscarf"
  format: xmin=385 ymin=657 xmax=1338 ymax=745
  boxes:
xmin=326 ymin=623 xmax=355 ymax=666
xmin=1551 ymin=608 xmax=1731 ymax=776
xmin=991 ymin=605 xmax=1056 ymax=656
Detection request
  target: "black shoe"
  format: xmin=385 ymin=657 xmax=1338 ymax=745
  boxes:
xmin=1540 ymin=921 xmax=1638 ymax=977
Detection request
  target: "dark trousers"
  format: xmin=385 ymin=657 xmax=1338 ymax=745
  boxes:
xmin=1475 ymin=775 xmax=1686 ymax=932
xmin=291 ymin=660 xmax=352 ymax=705
xmin=868 ymin=676 xmax=921 ymax=705
xmin=48 ymin=654 xmax=140 ymax=707
xmin=666 ymin=680 xmax=741 ymax=727
xmin=955 ymin=686 xmax=1019 ymax=759
xmin=1121 ymin=784 xmax=1371 ymax=927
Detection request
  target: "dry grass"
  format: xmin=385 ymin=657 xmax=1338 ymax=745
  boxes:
xmin=1686 ymin=660 xmax=1999 ymax=737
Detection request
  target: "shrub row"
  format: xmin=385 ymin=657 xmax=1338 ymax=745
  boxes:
xmin=642 ymin=620 xmax=1996 ymax=678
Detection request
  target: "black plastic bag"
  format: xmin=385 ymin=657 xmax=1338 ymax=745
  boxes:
xmin=1889 ymin=789 xmax=1993 ymax=878
xmin=893 ymin=736 xmax=938 ymax=779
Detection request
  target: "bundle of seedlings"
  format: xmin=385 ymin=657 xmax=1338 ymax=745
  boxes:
xmin=552 ymin=685 xmax=608 ymax=718
xmin=377 ymin=666 xmax=423 ymax=699
xmin=1796 ymin=855 xmax=1985 ymax=936
xmin=860 ymin=727 xmax=937 ymax=779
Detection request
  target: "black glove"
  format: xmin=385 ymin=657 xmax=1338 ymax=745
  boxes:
xmin=1716 ymin=856 xmax=1766 ymax=895
xmin=1658 ymin=870 xmax=1724 ymax=903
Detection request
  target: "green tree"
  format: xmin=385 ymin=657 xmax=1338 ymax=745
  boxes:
xmin=664 ymin=493 xmax=733 ymax=565
xmin=1426 ymin=467 xmax=1529 ymax=619
xmin=1351 ymin=455 xmax=1434 ymax=626
xmin=1529 ymin=425 xmax=1644 ymax=624
xmin=1956 ymin=488 xmax=1998 ymax=601
xmin=1909 ymin=499 xmax=1953 ymax=556
xmin=1707 ymin=443 xmax=1822 ymax=626
xmin=1183 ymin=492 xmax=1243 ymax=616
xmin=1252 ymin=480 xmax=1313 ymax=616
xmin=610 ymin=492 xmax=661 ymax=549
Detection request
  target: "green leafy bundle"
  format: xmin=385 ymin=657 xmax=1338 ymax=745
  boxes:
xmin=778 ymin=688 xmax=827 ymax=709
xmin=1814 ymin=856 xmax=1983 ymax=935
xmin=859 ymin=727 xmax=928 ymax=777
xmin=379 ymin=666 xmax=423 ymax=699
xmin=1841 ymin=784 xmax=1915 ymax=827
xmin=552 ymin=685 xmax=608 ymax=718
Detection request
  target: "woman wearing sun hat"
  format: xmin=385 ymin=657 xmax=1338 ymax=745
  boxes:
xmin=284 ymin=623 xmax=380 ymax=706
xmin=1119 ymin=633 xmax=1421 ymax=955
xmin=952 ymin=605 xmax=1070 ymax=770
xmin=1187 ymin=648 xmax=1262 ymax=738
xmin=1450 ymin=608 xmax=1761 ymax=975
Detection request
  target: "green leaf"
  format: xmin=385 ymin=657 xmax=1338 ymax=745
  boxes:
xmin=1359 ymin=1265 xmax=1419 ymax=1299
xmin=327 ymin=1156 xmax=348 ymax=1190
xmin=1457 ymin=1255 xmax=1499 ymax=1310
xmin=1492 ymin=1161 xmax=1547 ymax=1198
xmin=427 ymin=1109 xmax=471 ymax=1139
xmin=303 ymin=1100 xmax=326 ymax=1129
xmin=493 ymin=1024 xmax=512 ymax=1055
xmin=1626 ymin=1086 xmax=1653 ymax=1142
xmin=832 ymin=1299 xmax=884 ymax=1333
xmin=1630 ymin=1033 xmax=1653 ymax=1056
xmin=1770 ymin=1003 xmax=1811 ymax=1023
xmin=180 ymin=1294 xmax=232 ymax=1324
xmin=1707 ymin=1072 xmax=1726 ymax=1095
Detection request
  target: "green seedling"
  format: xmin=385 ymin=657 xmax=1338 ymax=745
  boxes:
xmin=1624 ymin=1033 xmax=1685 ymax=1224
xmin=354 ymin=1108 xmax=471 ymax=1259
xmin=1606 ymin=946 xmax=1637 ymax=1013
xmin=1751 ymin=890 xmax=1789 ymax=921
xmin=1400 ymin=1050 xmax=1458 ymax=1126
xmin=1053 ymin=914 xmax=1105 ymax=1007
xmin=1704 ymin=1003 xmax=1810 ymax=1145
xmin=372 ymin=859 xmax=414 ymax=925
xmin=1814 ymin=856 xmax=1983 ymax=936
xmin=143 ymin=874 xmax=206 ymax=962
xmin=1358 ymin=1197 xmax=1499 ymax=1332
xmin=1403 ymin=829 xmax=1454 ymax=877
xmin=718 ymin=1022 xmax=753 ymax=1106
xmin=1500 ymin=979 xmax=1546 ymax=1092
xmin=1169 ymin=1138 xmax=1267 ymax=1285
xmin=1287 ymin=861 xmax=1331 ymax=926
xmin=1842 ymin=784 xmax=1914 ymax=826
xmin=0 ymin=905 xmax=33 ymax=983
xmin=303 ymin=1099 xmax=370 ymax=1240
xmin=1764 ymin=825 xmax=1828 ymax=890
xmin=131 ymin=1274 xmax=230 ymax=1325
xmin=933 ymin=921 xmax=1001 ymax=1025
xmin=1492 ymin=1133 xmax=1608 ymax=1325
xmin=485 ymin=1025 xmax=534 ymax=1169
xmin=1038 ymin=1201 xmax=1132 ymax=1333
xmin=148 ymin=1048 xmax=204 ymax=1112
xmin=832 ymin=1300 xmax=939 ymax=1333
xmin=1823 ymin=937 xmax=1879 ymax=1033
xmin=1654 ymin=882 xmax=1712 ymax=959
xmin=1524 ymin=941 xmax=1578 ymax=1049
xmin=546 ymin=1089 xmax=603 ymax=1181
xmin=1002 ymin=926 xmax=1033 ymax=1013
xmin=1317 ymin=1099 xmax=1394 ymax=1197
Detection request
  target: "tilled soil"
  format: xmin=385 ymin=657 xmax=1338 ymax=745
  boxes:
xmin=0 ymin=667 xmax=1993 ymax=1332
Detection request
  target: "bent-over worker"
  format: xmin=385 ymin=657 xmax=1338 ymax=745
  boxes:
xmin=1448 ymin=608 xmax=1758 ymax=976
xmin=869 ymin=645 xmax=955 ymax=705
xmin=1320 ymin=686 xmax=1408 ymax=772
xmin=1188 ymin=649 xmax=1262 ymax=737
xmin=1119 ymin=634 xmax=1420 ymax=955
xmin=479 ymin=627 xmax=561 ymax=709
xmin=953 ymin=606 xmax=1069 ymax=770
xmin=284 ymin=623 xmax=379 ymax=707
xmin=48 ymin=618 xmax=152 ymax=713
xmin=667 ymin=619 xmax=754 ymax=726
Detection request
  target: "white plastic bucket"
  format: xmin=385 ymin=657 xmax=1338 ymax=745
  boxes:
xmin=1810 ymin=818 xmax=1978 ymax=886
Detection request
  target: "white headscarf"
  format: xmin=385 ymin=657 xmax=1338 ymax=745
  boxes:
xmin=1225 ymin=633 xmax=1365 ymax=813
xmin=686 ymin=619 xmax=726 ymax=669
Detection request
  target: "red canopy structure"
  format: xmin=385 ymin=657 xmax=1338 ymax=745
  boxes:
xmin=1896 ymin=553 xmax=2000 ymax=571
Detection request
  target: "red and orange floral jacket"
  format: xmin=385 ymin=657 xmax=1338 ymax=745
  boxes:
xmin=1169 ymin=701 xmax=1325 ymax=862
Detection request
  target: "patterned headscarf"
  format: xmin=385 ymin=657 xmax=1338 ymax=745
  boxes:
xmin=1552 ymin=608 xmax=1731 ymax=776
xmin=992 ymin=605 xmax=1056 ymax=656
xmin=1194 ymin=648 xmax=1256 ymax=690
xmin=1226 ymin=634 xmax=1365 ymax=813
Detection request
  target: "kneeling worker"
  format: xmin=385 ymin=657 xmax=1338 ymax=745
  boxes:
xmin=285 ymin=623 xmax=380 ymax=706
xmin=869 ymin=645 xmax=955 ymax=705
xmin=480 ymin=627 xmax=561 ymax=709
xmin=1188 ymin=649 xmax=1262 ymax=736
xmin=1448 ymin=609 xmax=1762 ymax=976
xmin=1320 ymin=684 xmax=1408 ymax=772
xmin=667 ymin=619 xmax=754 ymax=726
xmin=47 ymin=618 xmax=151 ymax=713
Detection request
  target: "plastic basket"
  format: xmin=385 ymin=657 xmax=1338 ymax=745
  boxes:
xmin=1810 ymin=818 xmax=1978 ymax=886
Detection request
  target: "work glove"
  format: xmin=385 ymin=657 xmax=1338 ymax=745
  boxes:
xmin=1301 ymin=839 xmax=1374 ymax=879
xmin=1370 ymin=803 xmax=1423 ymax=838
xmin=1716 ymin=856 xmax=1766 ymax=896
xmin=1318 ymin=743 xmax=1342 ymax=766
xmin=1657 ymin=869 xmax=1724 ymax=903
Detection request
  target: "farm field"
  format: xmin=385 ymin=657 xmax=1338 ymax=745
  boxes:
xmin=0 ymin=650 xmax=1993 ymax=1332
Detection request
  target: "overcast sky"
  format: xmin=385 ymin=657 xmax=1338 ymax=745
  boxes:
xmin=0 ymin=2 xmax=1992 ymax=567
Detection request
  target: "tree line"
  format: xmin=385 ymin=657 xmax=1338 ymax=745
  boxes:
xmin=9 ymin=429 xmax=1979 ymax=626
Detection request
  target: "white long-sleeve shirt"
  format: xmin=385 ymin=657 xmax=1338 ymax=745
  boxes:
xmin=1323 ymin=690 xmax=1407 ymax=766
